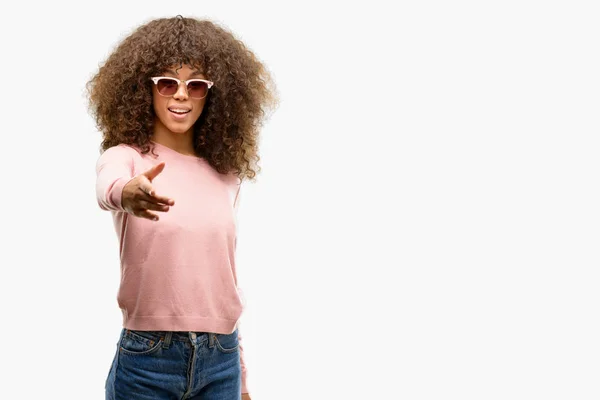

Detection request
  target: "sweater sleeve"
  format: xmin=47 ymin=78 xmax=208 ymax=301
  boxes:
xmin=233 ymin=183 xmax=250 ymax=394
xmin=95 ymin=145 xmax=137 ymax=212
xmin=238 ymin=326 xmax=250 ymax=394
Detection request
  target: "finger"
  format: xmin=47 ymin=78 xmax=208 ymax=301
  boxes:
xmin=136 ymin=208 xmax=160 ymax=221
xmin=150 ymin=193 xmax=175 ymax=206
xmin=134 ymin=174 xmax=154 ymax=195
xmin=143 ymin=162 xmax=166 ymax=181
xmin=136 ymin=177 xmax=174 ymax=205
xmin=138 ymin=199 xmax=171 ymax=212
xmin=138 ymin=190 xmax=175 ymax=206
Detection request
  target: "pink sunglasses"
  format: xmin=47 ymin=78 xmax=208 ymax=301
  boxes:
xmin=150 ymin=76 xmax=214 ymax=99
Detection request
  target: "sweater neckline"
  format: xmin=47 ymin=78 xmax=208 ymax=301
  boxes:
xmin=150 ymin=140 xmax=205 ymax=162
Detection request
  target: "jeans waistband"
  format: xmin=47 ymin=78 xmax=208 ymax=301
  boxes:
xmin=125 ymin=329 xmax=212 ymax=342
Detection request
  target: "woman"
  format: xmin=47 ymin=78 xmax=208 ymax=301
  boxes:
xmin=87 ymin=15 xmax=278 ymax=399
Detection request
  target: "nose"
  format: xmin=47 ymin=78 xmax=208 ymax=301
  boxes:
xmin=173 ymin=81 xmax=189 ymax=100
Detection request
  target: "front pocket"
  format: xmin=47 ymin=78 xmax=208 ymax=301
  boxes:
xmin=213 ymin=331 xmax=239 ymax=354
xmin=119 ymin=330 xmax=163 ymax=356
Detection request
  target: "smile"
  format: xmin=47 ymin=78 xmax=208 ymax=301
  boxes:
xmin=169 ymin=109 xmax=191 ymax=114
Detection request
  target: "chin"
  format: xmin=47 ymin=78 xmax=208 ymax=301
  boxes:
xmin=166 ymin=124 xmax=193 ymax=134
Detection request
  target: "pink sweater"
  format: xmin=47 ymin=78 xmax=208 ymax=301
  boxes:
xmin=95 ymin=141 xmax=249 ymax=393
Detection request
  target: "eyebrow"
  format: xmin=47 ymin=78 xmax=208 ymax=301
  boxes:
xmin=164 ymin=69 xmax=205 ymax=78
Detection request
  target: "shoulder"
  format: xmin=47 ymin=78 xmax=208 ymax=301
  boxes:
xmin=226 ymin=171 xmax=243 ymax=186
xmin=107 ymin=143 xmax=142 ymax=155
xmin=98 ymin=144 xmax=142 ymax=161
xmin=95 ymin=144 xmax=144 ymax=171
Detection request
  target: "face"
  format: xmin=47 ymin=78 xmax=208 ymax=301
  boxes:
xmin=151 ymin=64 xmax=209 ymax=136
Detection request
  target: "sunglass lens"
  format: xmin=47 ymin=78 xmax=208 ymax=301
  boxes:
xmin=187 ymin=81 xmax=209 ymax=98
xmin=157 ymin=79 xmax=179 ymax=96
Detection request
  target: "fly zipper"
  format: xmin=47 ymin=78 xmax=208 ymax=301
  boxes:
xmin=182 ymin=332 xmax=198 ymax=398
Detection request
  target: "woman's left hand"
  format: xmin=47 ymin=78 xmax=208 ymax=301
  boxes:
xmin=242 ymin=394 xmax=252 ymax=400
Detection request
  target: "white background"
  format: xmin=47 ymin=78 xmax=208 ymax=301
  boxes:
xmin=0 ymin=1 xmax=598 ymax=399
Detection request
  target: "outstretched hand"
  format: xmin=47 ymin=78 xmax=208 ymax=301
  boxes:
xmin=121 ymin=161 xmax=175 ymax=221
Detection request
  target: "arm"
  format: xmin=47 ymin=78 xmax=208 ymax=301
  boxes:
xmin=95 ymin=145 xmax=136 ymax=212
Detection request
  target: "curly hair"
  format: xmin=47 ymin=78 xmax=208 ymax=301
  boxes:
xmin=86 ymin=16 xmax=279 ymax=181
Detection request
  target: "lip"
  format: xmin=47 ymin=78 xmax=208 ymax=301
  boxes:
xmin=168 ymin=109 xmax=191 ymax=120
xmin=168 ymin=105 xmax=191 ymax=112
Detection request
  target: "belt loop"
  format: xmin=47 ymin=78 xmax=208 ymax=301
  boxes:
xmin=162 ymin=331 xmax=172 ymax=349
xmin=209 ymin=332 xmax=215 ymax=348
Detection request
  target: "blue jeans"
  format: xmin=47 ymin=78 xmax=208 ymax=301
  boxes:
xmin=105 ymin=327 xmax=241 ymax=399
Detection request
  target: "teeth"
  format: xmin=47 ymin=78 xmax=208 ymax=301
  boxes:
xmin=169 ymin=109 xmax=190 ymax=113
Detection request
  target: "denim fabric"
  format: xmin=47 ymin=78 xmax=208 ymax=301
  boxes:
xmin=105 ymin=327 xmax=241 ymax=399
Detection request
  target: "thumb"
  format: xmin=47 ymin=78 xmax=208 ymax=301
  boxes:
xmin=143 ymin=161 xmax=166 ymax=182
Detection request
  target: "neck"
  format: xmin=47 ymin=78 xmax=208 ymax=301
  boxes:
xmin=151 ymin=119 xmax=196 ymax=156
